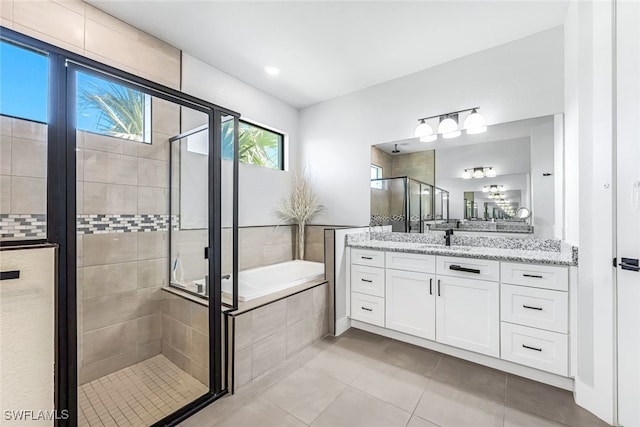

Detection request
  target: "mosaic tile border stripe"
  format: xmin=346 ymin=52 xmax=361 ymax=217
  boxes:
xmin=0 ymin=214 xmax=46 ymax=239
xmin=76 ymin=214 xmax=176 ymax=235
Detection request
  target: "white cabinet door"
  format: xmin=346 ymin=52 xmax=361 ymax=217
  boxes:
xmin=385 ymin=269 xmax=435 ymax=340
xmin=435 ymin=276 xmax=500 ymax=357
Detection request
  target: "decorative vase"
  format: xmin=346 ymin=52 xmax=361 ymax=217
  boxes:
xmin=297 ymin=222 xmax=306 ymax=260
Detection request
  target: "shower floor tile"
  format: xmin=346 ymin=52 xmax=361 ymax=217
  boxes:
xmin=78 ymin=354 xmax=208 ymax=427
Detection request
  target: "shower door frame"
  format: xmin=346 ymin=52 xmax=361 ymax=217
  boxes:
xmin=0 ymin=27 xmax=240 ymax=427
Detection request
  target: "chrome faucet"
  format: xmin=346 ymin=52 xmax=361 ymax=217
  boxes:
xmin=444 ymin=229 xmax=454 ymax=247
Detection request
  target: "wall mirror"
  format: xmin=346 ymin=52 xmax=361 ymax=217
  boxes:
xmin=370 ymin=114 xmax=564 ymax=239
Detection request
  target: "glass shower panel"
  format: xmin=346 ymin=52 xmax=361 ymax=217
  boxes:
xmin=221 ymin=114 xmax=237 ymax=307
xmin=421 ymin=183 xmax=433 ymax=224
xmin=74 ymin=66 xmax=210 ymax=426
xmin=408 ymin=179 xmax=421 ymax=233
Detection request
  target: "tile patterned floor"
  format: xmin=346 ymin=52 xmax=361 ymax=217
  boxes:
xmin=79 ymin=355 xmax=208 ymax=427
xmin=181 ymin=328 xmax=610 ymax=427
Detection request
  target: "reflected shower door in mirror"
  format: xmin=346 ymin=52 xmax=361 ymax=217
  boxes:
xmin=370 ymin=145 xmax=436 ymax=233
xmin=371 ymin=114 xmax=564 ymax=239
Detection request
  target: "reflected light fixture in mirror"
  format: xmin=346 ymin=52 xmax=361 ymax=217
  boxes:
xmin=485 ymin=167 xmax=497 ymax=178
xmin=473 ymin=167 xmax=485 ymax=178
xmin=462 ymin=169 xmax=472 ymax=179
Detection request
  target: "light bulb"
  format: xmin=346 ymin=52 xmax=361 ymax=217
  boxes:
xmin=420 ymin=134 xmax=437 ymax=143
xmin=442 ymin=130 xmax=461 ymax=139
xmin=489 ymin=185 xmax=498 ymax=192
xmin=414 ymin=120 xmax=434 ymax=138
xmin=462 ymin=170 xmax=472 ymax=180
xmin=482 ymin=186 xmax=489 ymax=193
xmin=473 ymin=168 xmax=485 ymax=179
xmin=485 ymin=167 xmax=497 ymax=178
xmin=464 ymin=109 xmax=487 ymax=134
xmin=438 ymin=116 xmax=459 ymax=135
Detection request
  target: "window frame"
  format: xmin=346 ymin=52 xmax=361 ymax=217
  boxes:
xmin=371 ymin=163 xmax=383 ymax=189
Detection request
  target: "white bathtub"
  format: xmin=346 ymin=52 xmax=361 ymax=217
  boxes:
xmin=221 ymin=260 xmax=325 ymax=302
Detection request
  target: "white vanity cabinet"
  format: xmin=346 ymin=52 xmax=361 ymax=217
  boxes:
xmin=385 ymin=253 xmax=436 ymax=340
xmin=499 ymin=262 xmax=570 ymax=376
xmin=347 ymin=247 xmax=573 ymax=381
xmin=435 ymin=275 xmax=500 ymax=357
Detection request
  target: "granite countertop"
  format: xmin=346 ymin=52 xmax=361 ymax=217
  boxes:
xmin=429 ymin=227 xmax=534 ymax=234
xmin=347 ymin=232 xmax=578 ymax=266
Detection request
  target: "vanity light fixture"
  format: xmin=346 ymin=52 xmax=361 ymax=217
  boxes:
xmin=482 ymin=186 xmax=489 ymax=193
xmin=414 ymin=119 xmax=437 ymax=142
xmin=462 ymin=167 xmax=497 ymax=180
xmin=414 ymin=107 xmax=484 ymax=141
xmin=439 ymin=114 xmax=461 ymax=139
xmin=464 ymin=108 xmax=487 ymax=134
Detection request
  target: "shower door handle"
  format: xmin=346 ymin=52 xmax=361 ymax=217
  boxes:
xmin=221 ymin=274 xmax=231 ymax=280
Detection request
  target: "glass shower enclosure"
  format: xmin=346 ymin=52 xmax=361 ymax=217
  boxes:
xmin=370 ymin=176 xmax=435 ymax=233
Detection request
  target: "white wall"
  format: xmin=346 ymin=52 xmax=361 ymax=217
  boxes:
xmin=299 ymin=27 xmax=564 ymax=226
xmin=530 ymin=122 xmax=556 ymax=239
xmin=564 ymin=0 xmax=615 ymax=424
xmin=181 ymin=54 xmax=300 ymax=226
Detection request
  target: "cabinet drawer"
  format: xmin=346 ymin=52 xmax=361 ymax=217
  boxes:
xmin=351 ymin=249 xmax=385 ymax=268
xmin=501 ymin=284 xmax=568 ymax=333
xmin=351 ymin=265 xmax=385 ymax=297
xmin=501 ymin=322 xmax=568 ymax=376
xmin=351 ymin=292 xmax=385 ymax=327
xmin=501 ymin=262 xmax=569 ymax=291
xmin=386 ymin=251 xmax=436 ymax=273
xmin=436 ymin=256 xmax=500 ymax=282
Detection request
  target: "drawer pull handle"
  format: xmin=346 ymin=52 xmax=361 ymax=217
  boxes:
xmin=522 ymin=344 xmax=542 ymax=352
xmin=361 ymin=279 xmax=373 ymax=283
xmin=522 ymin=304 xmax=543 ymax=311
xmin=449 ymin=265 xmax=481 ymax=274
xmin=429 ymin=278 xmax=433 ymax=295
xmin=437 ymin=279 xmax=441 ymax=297
xmin=361 ymin=256 xmax=373 ymax=260
xmin=0 ymin=270 xmax=20 ymax=281
xmin=361 ymin=306 xmax=373 ymax=312
xmin=523 ymin=274 xmax=543 ymax=279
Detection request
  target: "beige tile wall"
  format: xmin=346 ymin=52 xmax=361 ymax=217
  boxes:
xmin=161 ymin=291 xmax=209 ymax=387
xmin=232 ymin=282 xmax=329 ymax=390
xmin=2 ymin=0 xmax=181 ymax=90
xmin=0 ymin=117 xmax=47 ymax=216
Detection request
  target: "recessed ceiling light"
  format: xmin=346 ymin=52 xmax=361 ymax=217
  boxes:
xmin=264 ymin=65 xmax=280 ymax=76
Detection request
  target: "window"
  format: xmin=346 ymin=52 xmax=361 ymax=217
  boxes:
xmin=0 ymin=40 xmax=49 ymax=243
xmin=222 ymin=119 xmax=284 ymax=170
xmin=371 ymin=164 xmax=383 ymax=189
xmin=0 ymin=41 xmax=48 ymax=123
xmin=76 ymin=71 xmax=151 ymax=143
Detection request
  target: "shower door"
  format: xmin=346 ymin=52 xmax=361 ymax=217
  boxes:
xmin=68 ymin=62 xmax=235 ymax=426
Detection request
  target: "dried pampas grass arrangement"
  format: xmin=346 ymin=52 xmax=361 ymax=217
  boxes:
xmin=275 ymin=172 xmax=324 ymax=260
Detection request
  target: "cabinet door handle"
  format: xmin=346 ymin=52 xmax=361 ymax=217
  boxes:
xmin=361 ymin=256 xmax=373 ymax=260
xmin=523 ymin=273 xmax=543 ymax=279
xmin=361 ymin=306 xmax=373 ymax=312
xmin=522 ymin=304 xmax=543 ymax=311
xmin=0 ymin=270 xmax=20 ymax=281
xmin=449 ymin=265 xmax=481 ymax=274
xmin=437 ymin=279 xmax=441 ymax=297
xmin=361 ymin=278 xmax=373 ymax=283
xmin=429 ymin=278 xmax=433 ymax=295
xmin=522 ymin=344 xmax=542 ymax=352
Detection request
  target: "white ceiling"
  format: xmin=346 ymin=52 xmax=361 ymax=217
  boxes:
xmin=87 ymin=0 xmax=569 ymax=108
